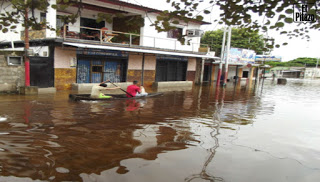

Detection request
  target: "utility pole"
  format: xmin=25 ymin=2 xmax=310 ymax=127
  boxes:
xmin=24 ymin=0 xmax=30 ymax=87
xmin=223 ymin=26 xmax=232 ymax=86
xmin=216 ymin=26 xmax=227 ymax=87
xmin=19 ymin=0 xmax=37 ymax=95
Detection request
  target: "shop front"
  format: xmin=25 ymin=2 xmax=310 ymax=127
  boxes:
xmin=155 ymin=55 xmax=188 ymax=82
xmin=76 ymin=49 xmax=128 ymax=83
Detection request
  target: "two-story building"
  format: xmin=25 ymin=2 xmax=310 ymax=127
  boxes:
xmin=0 ymin=0 xmax=219 ymax=93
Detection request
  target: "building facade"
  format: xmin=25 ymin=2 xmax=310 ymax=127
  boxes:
xmin=0 ymin=0 xmax=218 ymax=92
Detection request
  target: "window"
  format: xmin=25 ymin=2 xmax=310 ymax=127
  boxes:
xmin=77 ymin=59 xmax=127 ymax=83
xmin=40 ymin=12 xmax=46 ymax=23
xmin=167 ymin=28 xmax=183 ymax=39
xmin=156 ymin=60 xmax=187 ymax=81
xmin=92 ymin=66 xmax=103 ymax=72
xmin=56 ymin=15 xmax=65 ymax=31
xmin=7 ymin=56 xmax=22 ymax=66
xmin=242 ymin=71 xmax=249 ymax=78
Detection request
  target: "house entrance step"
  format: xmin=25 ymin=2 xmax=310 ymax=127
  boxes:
xmin=38 ymin=87 xmax=56 ymax=94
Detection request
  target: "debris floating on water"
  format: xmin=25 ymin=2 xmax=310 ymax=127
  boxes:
xmin=56 ymin=167 xmax=70 ymax=174
xmin=0 ymin=117 xmax=7 ymax=122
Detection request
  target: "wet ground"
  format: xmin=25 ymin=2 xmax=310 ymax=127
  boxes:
xmin=0 ymin=79 xmax=319 ymax=182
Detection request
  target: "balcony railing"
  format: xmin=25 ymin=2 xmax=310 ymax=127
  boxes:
xmin=60 ymin=25 xmax=208 ymax=53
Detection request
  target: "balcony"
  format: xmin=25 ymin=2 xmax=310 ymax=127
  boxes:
xmin=59 ymin=25 xmax=208 ymax=53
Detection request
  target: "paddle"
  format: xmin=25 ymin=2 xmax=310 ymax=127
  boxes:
xmin=107 ymin=81 xmax=134 ymax=97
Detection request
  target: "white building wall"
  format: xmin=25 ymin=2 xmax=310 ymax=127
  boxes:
xmin=0 ymin=2 xmax=23 ymax=42
xmin=0 ymin=0 xmax=57 ymax=41
xmin=304 ymin=68 xmax=320 ymax=78
xmin=141 ymin=13 xmax=202 ymax=52
xmin=46 ymin=0 xmax=57 ymax=38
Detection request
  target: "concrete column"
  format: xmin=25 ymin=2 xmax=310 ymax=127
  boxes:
xmin=223 ymin=26 xmax=232 ymax=85
xmin=211 ymin=65 xmax=216 ymax=82
xmin=234 ymin=65 xmax=239 ymax=83
xmin=141 ymin=53 xmax=145 ymax=86
xmin=195 ymin=58 xmax=205 ymax=85
xmin=248 ymin=67 xmax=254 ymax=80
xmin=255 ymin=67 xmax=259 ymax=84
xmin=200 ymin=58 xmax=205 ymax=84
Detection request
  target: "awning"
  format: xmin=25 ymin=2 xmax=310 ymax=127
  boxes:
xmin=63 ymin=42 xmax=220 ymax=60
xmin=211 ymin=62 xmax=260 ymax=67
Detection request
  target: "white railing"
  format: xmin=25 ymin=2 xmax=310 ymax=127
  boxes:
xmin=60 ymin=25 xmax=208 ymax=53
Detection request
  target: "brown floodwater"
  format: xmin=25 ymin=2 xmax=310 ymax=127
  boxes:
xmin=0 ymin=79 xmax=319 ymax=182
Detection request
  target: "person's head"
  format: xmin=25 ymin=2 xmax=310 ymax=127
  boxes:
xmin=99 ymin=83 xmax=108 ymax=87
xmin=133 ymin=80 xmax=138 ymax=85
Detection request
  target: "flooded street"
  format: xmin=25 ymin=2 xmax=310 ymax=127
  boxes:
xmin=0 ymin=79 xmax=319 ymax=182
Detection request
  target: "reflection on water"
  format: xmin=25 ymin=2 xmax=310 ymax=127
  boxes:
xmin=184 ymin=118 xmax=222 ymax=182
xmin=0 ymin=79 xmax=320 ymax=181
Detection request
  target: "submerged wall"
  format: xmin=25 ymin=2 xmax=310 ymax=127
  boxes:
xmin=127 ymin=53 xmax=156 ymax=87
xmin=0 ymin=52 xmax=25 ymax=93
xmin=54 ymin=47 xmax=77 ymax=90
xmin=187 ymin=57 xmax=196 ymax=81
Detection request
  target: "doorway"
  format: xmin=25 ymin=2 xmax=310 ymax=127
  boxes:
xmin=203 ymin=64 xmax=212 ymax=82
xmin=30 ymin=56 xmax=54 ymax=88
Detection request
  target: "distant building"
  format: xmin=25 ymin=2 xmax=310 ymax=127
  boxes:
xmin=303 ymin=68 xmax=320 ymax=79
xmin=203 ymin=48 xmax=259 ymax=84
xmin=270 ymin=67 xmax=320 ymax=79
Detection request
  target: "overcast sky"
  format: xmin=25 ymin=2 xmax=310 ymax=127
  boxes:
xmin=123 ymin=0 xmax=320 ymax=62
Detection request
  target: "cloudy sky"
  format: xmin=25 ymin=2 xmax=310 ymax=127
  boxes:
xmin=123 ymin=0 xmax=320 ymax=62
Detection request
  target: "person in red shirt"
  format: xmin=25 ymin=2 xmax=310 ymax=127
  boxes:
xmin=126 ymin=80 xmax=148 ymax=98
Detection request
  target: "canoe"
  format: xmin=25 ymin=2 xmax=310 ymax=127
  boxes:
xmin=69 ymin=93 xmax=163 ymax=101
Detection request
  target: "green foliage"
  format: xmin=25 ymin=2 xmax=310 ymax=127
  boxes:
xmin=158 ymin=0 xmax=320 ymax=46
xmin=266 ymin=57 xmax=319 ymax=67
xmin=1 ymin=0 xmax=319 ymax=47
xmin=201 ymin=27 xmax=270 ymax=56
xmin=0 ymin=0 xmax=81 ymax=33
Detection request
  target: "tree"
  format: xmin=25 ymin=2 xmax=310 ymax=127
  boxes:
xmin=201 ymin=27 xmax=270 ymax=56
xmin=0 ymin=0 xmax=82 ymax=32
xmin=0 ymin=0 xmax=319 ymax=47
xmin=153 ymin=0 xmax=320 ymax=48
xmin=266 ymin=57 xmax=319 ymax=67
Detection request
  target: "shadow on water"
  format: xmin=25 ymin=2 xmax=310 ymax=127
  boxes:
xmin=1 ymin=79 xmax=319 ymax=181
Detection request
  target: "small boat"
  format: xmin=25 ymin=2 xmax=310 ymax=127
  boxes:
xmin=69 ymin=93 xmax=163 ymax=101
